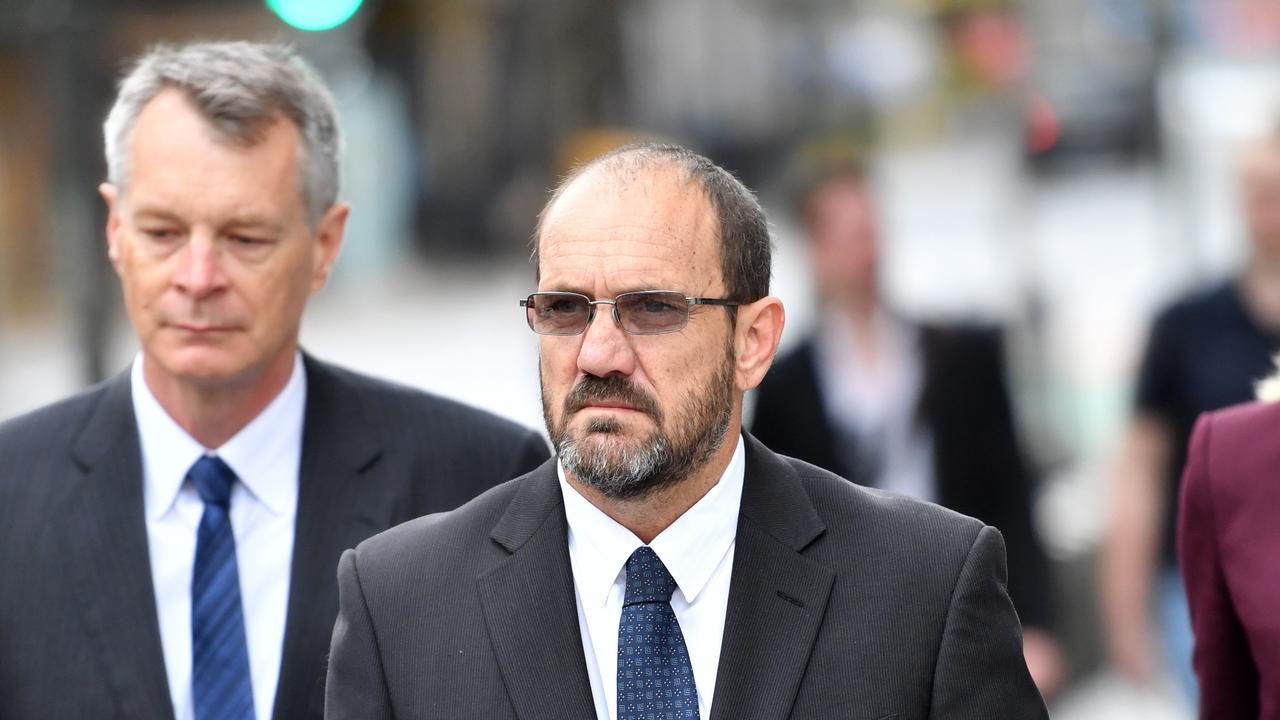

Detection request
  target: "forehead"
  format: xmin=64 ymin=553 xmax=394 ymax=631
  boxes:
xmin=1243 ymin=143 xmax=1280 ymax=185
xmin=123 ymin=89 xmax=304 ymax=218
xmin=538 ymin=165 xmax=722 ymax=293
xmin=808 ymin=176 xmax=872 ymax=213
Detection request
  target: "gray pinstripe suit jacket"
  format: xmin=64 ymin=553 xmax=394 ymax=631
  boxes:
xmin=325 ymin=434 xmax=1047 ymax=720
xmin=0 ymin=355 xmax=548 ymax=720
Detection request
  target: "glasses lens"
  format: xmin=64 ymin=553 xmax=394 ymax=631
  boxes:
xmin=616 ymin=292 xmax=690 ymax=334
xmin=527 ymin=293 xmax=591 ymax=335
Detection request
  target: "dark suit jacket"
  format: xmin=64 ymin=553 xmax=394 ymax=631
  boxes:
xmin=325 ymin=434 xmax=1047 ymax=719
xmin=0 ymin=355 xmax=549 ymax=720
xmin=1178 ymin=400 xmax=1280 ymax=719
xmin=750 ymin=329 xmax=1051 ymax=629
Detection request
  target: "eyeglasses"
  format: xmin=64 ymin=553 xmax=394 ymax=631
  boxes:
xmin=520 ymin=290 xmax=740 ymax=336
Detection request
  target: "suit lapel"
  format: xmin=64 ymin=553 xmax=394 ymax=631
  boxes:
xmin=64 ymin=373 xmax=176 ymax=720
xmin=273 ymin=356 xmax=385 ymax=720
xmin=710 ymin=435 xmax=836 ymax=720
xmin=476 ymin=465 xmax=597 ymax=720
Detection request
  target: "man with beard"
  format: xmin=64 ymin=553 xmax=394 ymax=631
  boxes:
xmin=324 ymin=143 xmax=1047 ymax=719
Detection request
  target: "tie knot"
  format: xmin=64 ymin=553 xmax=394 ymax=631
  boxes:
xmin=623 ymin=546 xmax=678 ymax=606
xmin=189 ymin=455 xmax=236 ymax=509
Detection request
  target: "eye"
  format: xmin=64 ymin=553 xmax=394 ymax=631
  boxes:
xmin=638 ymin=296 xmax=680 ymax=314
xmin=230 ymin=235 xmax=269 ymax=246
xmin=141 ymin=228 xmax=181 ymax=243
xmin=542 ymin=296 xmax=585 ymax=315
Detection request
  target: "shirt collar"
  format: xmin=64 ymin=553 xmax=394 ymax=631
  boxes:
xmin=558 ymin=434 xmax=745 ymax=609
xmin=133 ymin=352 xmax=307 ymax=520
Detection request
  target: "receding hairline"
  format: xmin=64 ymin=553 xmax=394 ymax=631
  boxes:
xmin=532 ymin=140 xmax=773 ymax=303
xmin=133 ymin=86 xmax=300 ymax=149
xmin=534 ymin=151 xmax=721 ymax=268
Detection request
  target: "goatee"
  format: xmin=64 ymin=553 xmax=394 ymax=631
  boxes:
xmin=543 ymin=355 xmax=734 ymax=501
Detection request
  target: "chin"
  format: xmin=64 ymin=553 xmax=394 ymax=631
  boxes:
xmin=574 ymin=427 xmax=645 ymax=455
xmin=154 ymin=347 xmax=257 ymax=387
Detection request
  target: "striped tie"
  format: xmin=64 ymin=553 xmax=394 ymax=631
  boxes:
xmin=189 ymin=455 xmax=256 ymax=720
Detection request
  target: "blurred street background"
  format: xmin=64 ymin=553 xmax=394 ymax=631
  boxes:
xmin=5 ymin=0 xmax=1280 ymax=716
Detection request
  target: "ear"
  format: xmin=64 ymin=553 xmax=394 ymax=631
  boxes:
xmin=732 ymin=295 xmax=785 ymax=392
xmin=99 ymin=182 xmax=124 ymax=274
xmin=309 ymin=201 xmax=349 ymax=293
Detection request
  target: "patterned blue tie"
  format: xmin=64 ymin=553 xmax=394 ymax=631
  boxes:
xmin=616 ymin=546 xmax=700 ymax=720
xmin=189 ymin=456 xmax=256 ymax=720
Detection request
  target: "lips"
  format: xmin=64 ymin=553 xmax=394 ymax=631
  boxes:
xmin=582 ymin=401 xmax=639 ymax=411
xmin=174 ymin=324 xmax=234 ymax=332
xmin=564 ymin=375 xmax=661 ymax=421
xmin=168 ymin=320 xmax=240 ymax=334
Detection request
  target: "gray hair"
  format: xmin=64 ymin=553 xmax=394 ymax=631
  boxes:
xmin=103 ymin=41 xmax=342 ymax=225
xmin=533 ymin=142 xmax=773 ymax=302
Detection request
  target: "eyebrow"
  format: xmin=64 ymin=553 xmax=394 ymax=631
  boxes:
xmin=130 ymin=207 xmax=284 ymax=235
xmin=542 ymin=285 xmax=683 ymax=299
xmin=130 ymin=207 xmax=184 ymax=224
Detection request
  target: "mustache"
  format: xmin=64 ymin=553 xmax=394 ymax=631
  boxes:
xmin=565 ymin=374 xmax=661 ymax=420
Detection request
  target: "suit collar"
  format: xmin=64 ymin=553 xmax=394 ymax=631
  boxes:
xmin=65 ymin=356 xmax=390 ymax=720
xmin=212 ymin=352 xmax=306 ymax=515
xmin=64 ymin=371 xmax=177 ymax=720
xmin=488 ymin=458 xmax=566 ymax=553
xmin=296 ymin=353 xmax=381 ymax=472
xmin=710 ymin=434 xmax=835 ymax=720
xmin=736 ymin=433 xmax=826 ymax=551
xmin=273 ymin=353 xmax=389 ymax=720
xmin=71 ymin=369 xmax=139 ymax=470
xmin=130 ymin=354 xmax=306 ymax=520
xmin=479 ymin=459 xmax=599 ymax=720
xmin=557 ymin=436 xmax=746 ymax=609
xmin=483 ymin=437 xmax=834 ymax=720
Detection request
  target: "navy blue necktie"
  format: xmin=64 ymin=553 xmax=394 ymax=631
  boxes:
xmin=616 ymin=546 xmax=700 ymax=720
xmin=189 ymin=455 xmax=256 ymax=720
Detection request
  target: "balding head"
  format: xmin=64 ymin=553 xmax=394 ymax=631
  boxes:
xmin=533 ymin=142 xmax=773 ymax=303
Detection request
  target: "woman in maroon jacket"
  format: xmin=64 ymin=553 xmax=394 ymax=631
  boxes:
xmin=1179 ymin=385 xmax=1280 ymax=718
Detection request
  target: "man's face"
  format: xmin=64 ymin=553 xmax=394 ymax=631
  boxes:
xmin=1243 ymin=142 xmax=1280 ymax=261
xmin=101 ymin=89 xmax=344 ymax=392
xmin=537 ymin=166 xmax=739 ymax=500
xmin=805 ymin=176 xmax=879 ymax=300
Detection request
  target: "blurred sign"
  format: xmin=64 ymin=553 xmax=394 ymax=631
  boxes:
xmin=266 ymin=0 xmax=363 ymax=31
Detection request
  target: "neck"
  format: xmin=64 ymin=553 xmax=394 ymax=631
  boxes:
xmin=827 ymin=291 xmax=884 ymax=366
xmin=827 ymin=285 xmax=879 ymax=329
xmin=142 ymin=350 xmax=297 ymax=449
xmin=1241 ymin=258 xmax=1280 ymax=332
xmin=566 ymin=423 xmax=740 ymax=544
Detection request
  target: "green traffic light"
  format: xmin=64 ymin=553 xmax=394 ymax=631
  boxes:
xmin=266 ymin=0 xmax=363 ymax=31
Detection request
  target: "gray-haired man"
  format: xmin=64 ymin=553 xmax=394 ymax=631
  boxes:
xmin=0 ymin=41 xmax=547 ymax=720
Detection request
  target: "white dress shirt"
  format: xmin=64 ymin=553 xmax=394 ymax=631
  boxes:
xmin=813 ymin=307 xmax=936 ymax=503
xmin=133 ymin=354 xmax=304 ymax=720
xmin=559 ymin=435 xmax=745 ymax=720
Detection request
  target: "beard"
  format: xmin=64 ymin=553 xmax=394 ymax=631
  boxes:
xmin=542 ymin=345 xmax=736 ymax=502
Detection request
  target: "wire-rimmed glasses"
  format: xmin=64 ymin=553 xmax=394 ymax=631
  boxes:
xmin=520 ymin=290 xmax=740 ymax=336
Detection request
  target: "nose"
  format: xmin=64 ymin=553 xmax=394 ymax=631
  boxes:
xmin=575 ymin=302 xmax=636 ymax=379
xmin=173 ymin=232 xmax=227 ymax=297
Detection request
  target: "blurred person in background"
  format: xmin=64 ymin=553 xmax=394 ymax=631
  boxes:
xmin=0 ymin=41 xmax=547 ymax=720
xmin=1177 ymin=365 xmax=1280 ymax=719
xmin=751 ymin=158 xmax=1064 ymax=698
xmin=1099 ymin=129 xmax=1280 ymax=701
